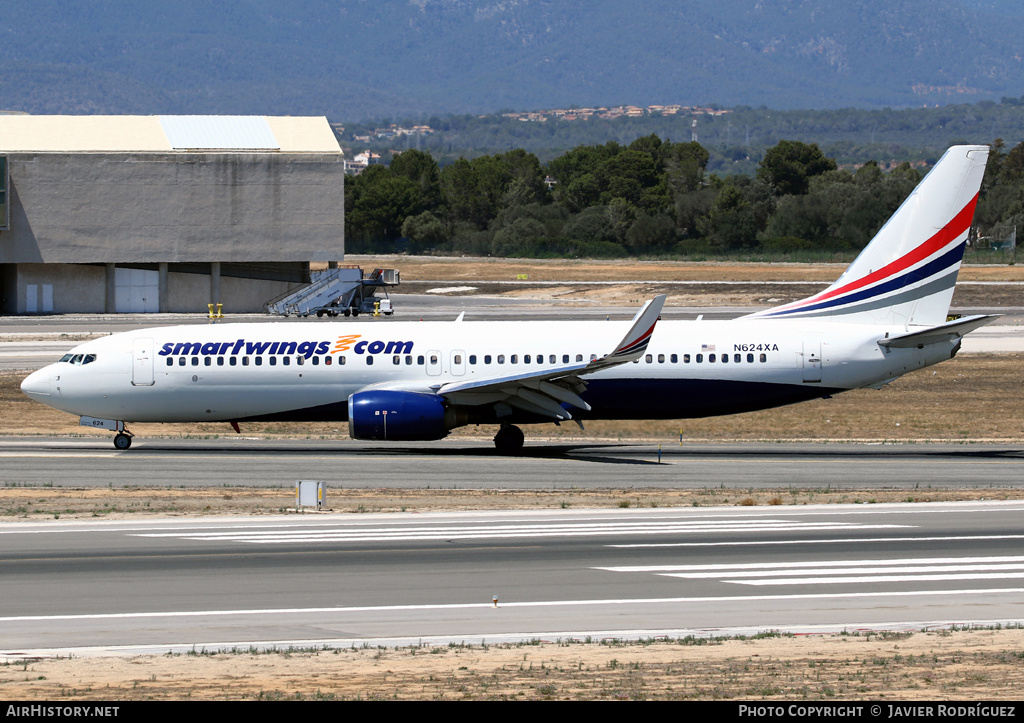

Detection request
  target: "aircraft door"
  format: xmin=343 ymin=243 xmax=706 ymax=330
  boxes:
xmin=450 ymin=349 xmax=466 ymax=376
xmin=802 ymin=337 xmax=822 ymax=383
xmin=132 ymin=338 xmax=156 ymax=386
xmin=426 ymin=350 xmax=442 ymax=376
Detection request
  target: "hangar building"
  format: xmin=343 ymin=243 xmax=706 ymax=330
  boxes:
xmin=0 ymin=115 xmax=345 ymax=314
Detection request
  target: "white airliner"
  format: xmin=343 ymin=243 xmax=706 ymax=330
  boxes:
xmin=22 ymin=145 xmax=995 ymax=452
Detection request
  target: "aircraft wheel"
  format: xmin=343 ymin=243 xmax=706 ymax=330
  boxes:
xmin=493 ymin=425 xmax=524 ymax=454
xmin=113 ymin=433 xmax=132 ymax=450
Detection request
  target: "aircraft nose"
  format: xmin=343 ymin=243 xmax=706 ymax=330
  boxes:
xmin=20 ymin=368 xmax=51 ymax=399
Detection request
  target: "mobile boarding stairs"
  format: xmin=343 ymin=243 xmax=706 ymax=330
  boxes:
xmin=264 ymin=266 xmax=400 ymax=318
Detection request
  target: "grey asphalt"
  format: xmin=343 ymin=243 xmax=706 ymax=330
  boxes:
xmin=0 ymin=438 xmax=1021 ymax=489
xmin=3 ymin=501 xmax=1024 ymax=656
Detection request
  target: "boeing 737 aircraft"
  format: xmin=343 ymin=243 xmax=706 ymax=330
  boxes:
xmin=21 ymin=145 xmax=995 ymax=453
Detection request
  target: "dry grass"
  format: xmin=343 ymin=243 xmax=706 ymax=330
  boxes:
xmin=352 ymin=255 xmax=1024 ymax=284
xmin=4 ymin=485 xmax=1024 ymax=521
xmin=5 ymin=628 xmax=1024 ymax=700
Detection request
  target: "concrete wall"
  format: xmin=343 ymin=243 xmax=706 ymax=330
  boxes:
xmin=0 ymin=152 xmax=345 ymax=265
xmin=3 ymin=263 xmax=303 ymax=314
xmin=9 ymin=263 xmax=107 ymax=314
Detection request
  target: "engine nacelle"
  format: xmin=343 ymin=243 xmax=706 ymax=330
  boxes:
xmin=348 ymin=390 xmax=450 ymax=441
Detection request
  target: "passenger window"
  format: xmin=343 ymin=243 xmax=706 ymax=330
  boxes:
xmin=339 ymin=356 xmax=346 ymax=365
xmin=484 ymin=355 xmax=492 ymax=364
xmin=179 ymin=356 xmax=187 ymax=367
xmin=255 ymin=357 xmax=262 ymax=366
xmin=454 ymin=354 xmax=462 ymax=364
xmin=417 ymin=355 xmax=424 ymax=365
xmin=430 ymin=354 xmax=438 ymax=365
xmin=311 ymin=356 xmax=319 ymax=366
xmin=324 ymin=356 xmax=332 ymax=366
xmin=405 ymin=355 xmax=413 ymax=365
xmin=645 ymin=354 xmax=652 ymax=363
xmin=760 ymin=353 xmax=767 ymax=363
xmin=549 ymin=355 xmax=556 ymax=364
xmin=469 ymin=355 xmax=477 ymax=364
xmin=366 ymin=356 xmax=374 ymax=365
xmin=393 ymin=355 xmax=400 ymax=365
xmin=283 ymin=357 xmax=290 ymax=366
xmin=296 ymin=356 xmax=304 ymax=365
xmin=734 ymin=354 xmax=741 ymax=363
xmin=166 ymin=358 xmax=174 ymax=367
xmin=670 ymin=354 xmax=677 ymax=363
xmin=683 ymin=354 xmax=690 ymax=363
xmin=230 ymin=357 xmax=237 ymax=366
xmin=497 ymin=354 xmax=505 ymax=364
xmin=708 ymin=354 xmax=716 ymax=363
xmin=747 ymin=353 xmax=754 ymax=363
xmin=697 ymin=354 xmax=704 ymax=363
xmin=722 ymin=355 xmax=728 ymax=363
xmin=563 ymin=354 xmax=569 ymax=363
xmin=242 ymin=357 xmax=249 ymax=366
xmin=204 ymin=357 xmax=212 ymax=366
xmin=511 ymin=355 xmax=518 ymax=364
xmin=590 ymin=354 xmax=597 ymax=361
xmin=576 ymin=354 xmax=583 ymax=362
xmin=217 ymin=357 xmax=224 ymax=366
xmin=524 ymin=355 xmax=531 ymax=364
xmin=270 ymin=357 xmax=277 ymax=366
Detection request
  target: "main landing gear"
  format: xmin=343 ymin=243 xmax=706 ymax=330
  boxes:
xmin=493 ymin=424 xmax=524 ymax=454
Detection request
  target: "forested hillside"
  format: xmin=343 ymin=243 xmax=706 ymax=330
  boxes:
xmin=2 ymin=1 xmax=1023 ymax=119
xmin=345 ymin=99 xmax=1024 ymax=175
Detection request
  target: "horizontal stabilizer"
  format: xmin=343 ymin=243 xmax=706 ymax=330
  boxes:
xmin=878 ymin=315 xmax=998 ymax=349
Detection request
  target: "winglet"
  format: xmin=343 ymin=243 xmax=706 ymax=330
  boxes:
xmin=607 ymin=294 xmax=666 ymax=362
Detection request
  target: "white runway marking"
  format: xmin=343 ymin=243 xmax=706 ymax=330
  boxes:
xmin=3 ymin=587 xmax=1023 ymax=625
xmin=130 ymin=518 xmax=910 ymax=544
xmin=611 ymin=534 xmax=1024 ymax=548
xmin=600 ymin=555 xmax=1024 ymax=587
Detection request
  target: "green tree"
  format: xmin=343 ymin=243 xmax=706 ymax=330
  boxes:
xmin=758 ymin=140 xmax=837 ymax=195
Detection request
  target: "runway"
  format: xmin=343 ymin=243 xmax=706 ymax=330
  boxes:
xmin=3 ymin=501 xmax=1024 ymax=658
xmin=0 ymin=438 xmax=1022 ymax=488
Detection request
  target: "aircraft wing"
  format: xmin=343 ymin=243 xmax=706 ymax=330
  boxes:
xmin=878 ymin=315 xmax=998 ymax=349
xmin=435 ymin=295 xmax=666 ymax=422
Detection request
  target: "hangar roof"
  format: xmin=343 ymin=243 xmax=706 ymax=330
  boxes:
xmin=0 ymin=115 xmax=341 ymax=153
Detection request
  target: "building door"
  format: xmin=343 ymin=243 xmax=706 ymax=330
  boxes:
xmin=115 ymin=268 xmax=159 ymax=313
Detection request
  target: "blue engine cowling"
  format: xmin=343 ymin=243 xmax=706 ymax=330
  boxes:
xmin=348 ymin=390 xmax=449 ymax=441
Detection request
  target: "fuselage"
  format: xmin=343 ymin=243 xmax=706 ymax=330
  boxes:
xmin=20 ymin=317 xmax=957 ymax=425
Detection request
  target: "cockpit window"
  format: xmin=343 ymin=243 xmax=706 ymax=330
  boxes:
xmin=59 ymin=353 xmax=97 ymax=365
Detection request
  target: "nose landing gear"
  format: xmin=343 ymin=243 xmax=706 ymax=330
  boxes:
xmin=113 ymin=430 xmax=134 ymax=450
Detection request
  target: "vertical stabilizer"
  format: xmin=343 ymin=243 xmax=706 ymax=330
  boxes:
xmin=748 ymin=145 xmax=989 ymax=326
